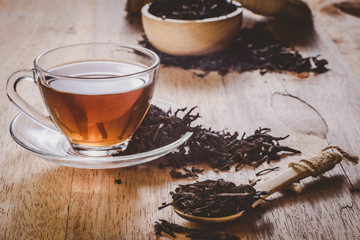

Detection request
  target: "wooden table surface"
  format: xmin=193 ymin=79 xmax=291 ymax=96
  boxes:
xmin=1 ymin=0 xmax=360 ymax=239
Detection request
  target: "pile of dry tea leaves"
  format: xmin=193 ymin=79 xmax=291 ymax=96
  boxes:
xmin=148 ymin=0 xmax=238 ymax=20
xmin=159 ymin=179 xmax=267 ymax=218
xmin=139 ymin=22 xmax=328 ymax=76
xmin=155 ymin=219 xmax=239 ymax=239
xmin=121 ymin=104 xmax=300 ymax=178
xmin=163 ymin=127 xmax=301 ymax=178
xmin=119 ymin=105 xmax=199 ymax=154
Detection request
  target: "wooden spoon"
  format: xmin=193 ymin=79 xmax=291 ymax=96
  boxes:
xmin=173 ymin=147 xmax=358 ymax=224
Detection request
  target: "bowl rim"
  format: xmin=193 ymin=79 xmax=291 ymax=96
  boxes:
xmin=141 ymin=1 xmax=242 ymax=23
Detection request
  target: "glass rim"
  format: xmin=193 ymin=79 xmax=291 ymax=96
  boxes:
xmin=33 ymin=43 xmax=160 ymax=79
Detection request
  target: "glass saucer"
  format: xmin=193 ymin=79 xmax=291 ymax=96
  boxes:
xmin=9 ymin=98 xmax=193 ymax=169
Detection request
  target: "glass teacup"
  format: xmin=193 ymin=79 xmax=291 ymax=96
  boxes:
xmin=7 ymin=43 xmax=160 ymax=156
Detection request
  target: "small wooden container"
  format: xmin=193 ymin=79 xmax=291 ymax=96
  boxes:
xmin=141 ymin=2 xmax=243 ymax=56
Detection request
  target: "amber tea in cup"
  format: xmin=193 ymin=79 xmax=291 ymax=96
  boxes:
xmin=7 ymin=43 xmax=160 ymax=156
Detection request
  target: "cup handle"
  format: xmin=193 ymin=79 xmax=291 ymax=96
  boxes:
xmin=6 ymin=69 xmax=58 ymax=132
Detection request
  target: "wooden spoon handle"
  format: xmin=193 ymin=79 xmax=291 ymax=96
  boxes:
xmin=255 ymin=146 xmax=358 ymax=195
xmin=255 ymin=166 xmax=309 ymax=193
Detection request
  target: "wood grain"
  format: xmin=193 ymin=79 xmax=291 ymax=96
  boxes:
xmin=1 ymin=0 xmax=360 ymax=239
xmin=309 ymin=0 xmax=360 ymax=80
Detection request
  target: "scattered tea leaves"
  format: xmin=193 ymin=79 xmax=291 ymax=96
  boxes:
xmin=256 ymin=167 xmax=280 ymax=176
xmin=164 ymin=127 xmax=301 ymax=173
xmin=155 ymin=219 xmax=240 ymax=239
xmin=140 ymin=23 xmax=329 ymax=76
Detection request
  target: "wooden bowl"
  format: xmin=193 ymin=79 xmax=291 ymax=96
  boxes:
xmin=141 ymin=2 xmax=243 ymax=56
